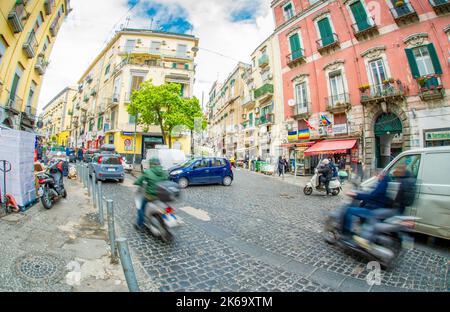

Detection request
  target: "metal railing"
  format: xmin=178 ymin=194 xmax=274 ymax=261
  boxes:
xmin=254 ymin=83 xmax=274 ymax=99
xmin=8 ymin=1 xmax=27 ymax=33
xmin=50 ymin=16 xmax=61 ymax=37
xmin=429 ymin=0 xmax=449 ymax=6
xmin=242 ymin=94 xmax=255 ymax=106
xmin=258 ymin=54 xmax=269 ymax=67
xmin=35 ymin=56 xmax=49 ymax=75
xmin=286 ymin=49 xmax=305 ymax=64
xmin=120 ymin=47 xmax=193 ymax=60
xmin=316 ymin=33 xmax=339 ymax=50
xmin=326 ymin=92 xmax=350 ymax=107
xmin=255 ymin=113 xmax=274 ymax=125
xmin=7 ymin=95 xmax=23 ymax=111
xmin=360 ymin=84 xmax=404 ymax=102
xmin=44 ymin=0 xmax=55 ymax=15
xmin=294 ymin=102 xmax=310 ymax=116
xmin=390 ymin=1 xmax=416 ymax=19
xmin=351 ymin=16 xmax=376 ymax=34
xmin=23 ymin=31 xmax=38 ymax=58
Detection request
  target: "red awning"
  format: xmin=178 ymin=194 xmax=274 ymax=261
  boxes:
xmin=280 ymin=142 xmax=315 ymax=148
xmin=304 ymin=139 xmax=357 ymax=156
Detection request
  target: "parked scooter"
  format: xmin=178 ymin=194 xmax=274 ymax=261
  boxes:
xmin=303 ymin=167 xmax=342 ymax=196
xmin=134 ymin=181 xmax=181 ymax=243
xmin=37 ymin=157 xmax=67 ymax=209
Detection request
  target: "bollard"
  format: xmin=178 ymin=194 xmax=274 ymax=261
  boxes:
xmin=87 ymin=167 xmax=91 ymax=197
xmin=97 ymin=181 xmax=104 ymax=225
xmin=92 ymin=174 xmax=97 ymax=207
xmin=107 ymin=200 xmax=118 ymax=264
xmin=116 ymin=238 xmax=140 ymax=292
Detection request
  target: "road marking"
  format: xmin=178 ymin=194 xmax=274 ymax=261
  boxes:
xmin=179 ymin=206 xmax=211 ymax=221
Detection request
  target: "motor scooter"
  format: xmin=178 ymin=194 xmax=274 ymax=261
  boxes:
xmin=37 ymin=158 xmax=67 ymax=209
xmin=303 ymin=167 xmax=342 ymax=196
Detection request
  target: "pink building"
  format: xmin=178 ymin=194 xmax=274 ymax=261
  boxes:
xmin=272 ymin=0 xmax=450 ymax=172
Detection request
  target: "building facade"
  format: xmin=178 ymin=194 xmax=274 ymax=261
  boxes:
xmin=40 ymin=86 xmax=76 ymax=146
xmin=272 ymin=0 xmax=450 ymax=173
xmin=0 ymin=0 xmax=71 ymax=131
xmin=69 ymin=28 xmax=199 ymax=162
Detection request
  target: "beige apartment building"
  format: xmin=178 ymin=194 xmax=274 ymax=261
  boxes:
xmin=69 ymin=28 xmax=199 ymax=162
xmin=40 ymin=86 xmax=76 ymax=146
xmin=0 ymin=0 xmax=71 ymax=131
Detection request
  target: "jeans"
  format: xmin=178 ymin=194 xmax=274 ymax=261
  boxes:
xmin=343 ymin=207 xmax=374 ymax=235
xmin=320 ymin=176 xmax=331 ymax=194
xmin=136 ymin=196 xmax=149 ymax=228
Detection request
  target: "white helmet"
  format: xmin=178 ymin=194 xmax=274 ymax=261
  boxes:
xmin=322 ymin=159 xmax=330 ymax=165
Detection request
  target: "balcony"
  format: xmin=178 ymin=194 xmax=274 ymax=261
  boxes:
xmin=360 ymin=82 xmax=405 ymax=105
xmin=44 ymin=0 xmax=55 ymax=15
xmin=83 ymin=95 xmax=89 ymax=102
xmin=7 ymin=95 xmax=23 ymax=112
xmin=390 ymin=1 xmax=419 ymax=26
xmin=429 ymin=0 xmax=450 ymax=14
xmin=90 ymin=89 xmax=97 ymax=97
xmin=107 ymin=96 xmax=120 ymax=109
xmin=35 ymin=56 xmax=49 ymax=75
xmin=286 ymin=49 xmax=306 ymax=69
xmin=255 ymin=113 xmax=274 ymax=126
xmin=258 ymin=54 xmax=269 ymax=68
xmin=254 ymin=83 xmax=274 ymax=102
xmin=316 ymin=33 xmax=340 ymax=55
xmin=351 ymin=16 xmax=378 ymax=40
xmin=417 ymin=75 xmax=445 ymax=101
xmin=8 ymin=1 xmax=28 ymax=33
xmin=23 ymin=32 xmax=38 ymax=58
xmin=50 ymin=17 xmax=61 ymax=37
xmin=242 ymin=94 xmax=255 ymax=108
xmin=326 ymin=93 xmax=351 ymax=113
xmin=120 ymin=47 xmax=193 ymax=61
xmin=292 ymin=102 xmax=311 ymax=119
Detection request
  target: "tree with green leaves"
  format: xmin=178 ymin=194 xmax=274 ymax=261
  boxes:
xmin=179 ymin=97 xmax=207 ymax=155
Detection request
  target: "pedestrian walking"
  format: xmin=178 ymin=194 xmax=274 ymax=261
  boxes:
xmin=277 ymin=156 xmax=285 ymax=177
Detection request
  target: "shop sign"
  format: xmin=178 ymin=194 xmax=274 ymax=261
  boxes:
xmin=332 ymin=123 xmax=348 ymax=135
xmin=425 ymin=130 xmax=450 ymax=141
xmin=123 ymin=132 xmax=134 ymax=136
xmin=144 ymin=136 xmax=164 ymax=144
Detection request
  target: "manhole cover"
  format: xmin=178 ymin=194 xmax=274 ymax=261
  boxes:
xmin=14 ymin=253 xmax=66 ymax=284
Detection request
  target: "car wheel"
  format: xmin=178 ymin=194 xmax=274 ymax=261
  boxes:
xmin=222 ymin=176 xmax=232 ymax=186
xmin=178 ymin=177 xmax=189 ymax=189
xmin=118 ymin=179 xmax=124 ymax=183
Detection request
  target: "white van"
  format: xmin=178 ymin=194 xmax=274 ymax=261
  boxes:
xmin=141 ymin=148 xmax=186 ymax=172
xmin=361 ymin=146 xmax=450 ymax=240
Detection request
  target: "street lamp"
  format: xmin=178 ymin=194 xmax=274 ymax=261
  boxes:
xmin=132 ymin=112 xmax=139 ymax=166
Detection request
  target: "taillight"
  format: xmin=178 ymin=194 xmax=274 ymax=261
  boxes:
xmin=98 ymin=156 xmax=103 ymax=164
xmin=119 ymin=157 xmax=123 ymax=163
xmin=165 ymin=207 xmax=174 ymax=214
xmin=39 ymin=179 xmax=46 ymax=184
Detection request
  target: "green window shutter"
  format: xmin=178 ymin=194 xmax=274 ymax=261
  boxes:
xmin=405 ymin=48 xmax=420 ymax=78
xmin=427 ymin=44 xmax=443 ymax=75
xmin=289 ymin=33 xmax=301 ymax=58
xmin=172 ymin=63 xmax=176 ymax=68
xmin=350 ymin=1 xmax=369 ymax=31
xmin=184 ymin=64 xmax=189 ymax=70
xmin=317 ymin=18 xmax=333 ymax=46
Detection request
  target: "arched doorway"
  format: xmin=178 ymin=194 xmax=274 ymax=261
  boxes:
xmin=374 ymin=113 xmax=403 ymax=168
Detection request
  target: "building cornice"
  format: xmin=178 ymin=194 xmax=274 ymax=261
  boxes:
xmin=323 ymin=59 xmax=345 ymax=71
xmin=361 ymin=45 xmax=386 ymax=58
xmin=443 ymin=25 xmax=450 ymax=34
xmin=312 ymin=9 xmax=331 ymax=22
xmin=291 ymin=73 xmax=309 ymax=82
xmin=403 ymin=33 xmax=428 ymax=45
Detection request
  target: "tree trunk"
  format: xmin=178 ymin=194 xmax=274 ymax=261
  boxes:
xmin=156 ymin=109 xmax=166 ymax=145
xmin=169 ymin=134 xmax=172 ymax=148
xmin=190 ymin=129 xmax=194 ymax=155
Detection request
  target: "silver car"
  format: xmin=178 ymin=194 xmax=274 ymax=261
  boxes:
xmin=89 ymin=153 xmax=125 ymax=183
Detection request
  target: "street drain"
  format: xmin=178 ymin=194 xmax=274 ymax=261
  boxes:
xmin=14 ymin=253 xmax=66 ymax=284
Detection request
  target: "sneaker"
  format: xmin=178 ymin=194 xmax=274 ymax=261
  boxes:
xmin=134 ymin=224 xmax=144 ymax=231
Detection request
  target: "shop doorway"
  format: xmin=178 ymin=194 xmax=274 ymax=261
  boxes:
xmin=374 ymin=113 xmax=403 ymax=168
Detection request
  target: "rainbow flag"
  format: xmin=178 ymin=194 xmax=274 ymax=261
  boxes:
xmin=288 ymin=131 xmax=298 ymax=141
xmin=321 ymin=115 xmax=332 ymax=126
xmin=298 ymin=129 xmax=310 ymax=140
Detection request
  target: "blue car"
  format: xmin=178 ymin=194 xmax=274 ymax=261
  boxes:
xmin=169 ymin=157 xmax=233 ymax=188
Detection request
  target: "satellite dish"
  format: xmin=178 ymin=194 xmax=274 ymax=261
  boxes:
xmin=36 ymin=120 xmax=44 ymax=129
xmin=288 ymin=99 xmax=296 ymax=107
xmin=259 ymin=127 xmax=267 ymax=135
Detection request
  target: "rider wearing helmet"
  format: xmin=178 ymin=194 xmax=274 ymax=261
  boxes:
xmin=318 ymin=158 xmax=332 ymax=195
xmin=134 ymin=157 xmax=169 ymax=230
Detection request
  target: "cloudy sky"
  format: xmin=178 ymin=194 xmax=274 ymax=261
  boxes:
xmin=38 ymin=0 xmax=275 ymax=112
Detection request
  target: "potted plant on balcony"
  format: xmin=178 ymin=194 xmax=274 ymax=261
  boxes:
xmin=395 ymin=1 xmax=404 ymax=7
xmin=359 ymin=84 xmax=370 ymax=92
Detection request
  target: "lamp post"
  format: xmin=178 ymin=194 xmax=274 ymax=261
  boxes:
xmin=132 ymin=113 xmax=138 ymax=166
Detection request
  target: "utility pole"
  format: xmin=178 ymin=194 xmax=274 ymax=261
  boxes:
xmin=132 ymin=113 xmax=138 ymax=166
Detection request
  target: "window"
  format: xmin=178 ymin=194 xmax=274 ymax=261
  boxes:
xmin=421 ymin=153 xmax=449 ymax=185
xmin=89 ymin=120 xmax=94 ymax=131
xmin=329 ymin=71 xmax=345 ymax=104
xmin=113 ymin=77 xmax=121 ymax=100
xmin=295 ymin=81 xmax=308 ymax=107
xmin=317 ymin=17 xmax=335 ymax=46
xmin=249 ymin=112 xmax=254 ymax=126
xmin=125 ymin=39 xmax=136 ymax=53
xmin=150 ymin=41 xmax=161 ymax=54
xmin=333 ymin=113 xmax=347 ymax=125
xmin=194 ymin=159 xmax=210 ymax=169
xmin=289 ymin=33 xmax=303 ymax=60
xmin=172 ymin=62 xmax=177 ymax=69
xmin=184 ymin=63 xmax=189 ymax=70
xmin=283 ymin=2 xmax=295 ymax=21
xmin=386 ymin=154 xmax=421 ymax=180
xmin=309 ymin=0 xmax=320 ymax=5
xmin=42 ymin=36 xmax=50 ymax=52
xmin=104 ymin=64 xmax=111 ymax=80
xmin=129 ymin=114 xmax=136 ymax=124
xmin=27 ymin=81 xmax=37 ymax=108
xmin=212 ymin=158 xmax=226 ymax=167
xmin=97 ymin=116 xmax=103 ymax=130
xmin=0 ymin=37 xmax=6 ymax=66
xmin=129 ymin=74 xmax=145 ymax=95
xmin=349 ymin=1 xmax=371 ymax=32
xmin=176 ymin=44 xmax=187 ymax=58
xmin=405 ymin=44 xmax=443 ymax=78
xmin=9 ymin=64 xmax=24 ymax=105
xmin=34 ymin=12 xmax=44 ymax=32
xmin=252 ymin=58 xmax=255 ymax=67
xmin=369 ymin=58 xmax=387 ymax=94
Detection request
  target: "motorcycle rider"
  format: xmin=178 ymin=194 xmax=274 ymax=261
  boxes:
xmin=133 ymin=157 xmax=169 ymax=231
xmin=318 ymin=159 xmax=332 ymax=195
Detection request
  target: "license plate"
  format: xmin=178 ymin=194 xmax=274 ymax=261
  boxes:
xmin=108 ymin=168 xmax=115 ymax=172
xmin=38 ymin=187 xmax=44 ymax=197
xmin=163 ymin=213 xmax=178 ymax=228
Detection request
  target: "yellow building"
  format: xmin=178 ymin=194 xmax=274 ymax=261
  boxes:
xmin=0 ymin=0 xmax=71 ymax=131
xmin=40 ymin=86 xmax=76 ymax=146
xmin=70 ymin=27 xmax=199 ymax=163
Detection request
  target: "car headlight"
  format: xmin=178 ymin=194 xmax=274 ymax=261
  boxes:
xmin=170 ymin=170 xmax=183 ymax=176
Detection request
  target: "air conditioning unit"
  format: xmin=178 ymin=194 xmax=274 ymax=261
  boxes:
xmin=318 ymin=127 xmax=328 ymax=136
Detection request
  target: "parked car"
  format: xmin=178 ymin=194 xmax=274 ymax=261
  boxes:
xmin=169 ymin=157 xmax=233 ymax=188
xmin=360 ymin=146 xmax=450 ymax=240
xmin=141 ymin=148 xmax=186 ymax=171
xmin=121 ymin=158 xmax=133 ymax=172
xmin=83 ymin=149 xmax=100 ymax=163
xmin=68 ymin=148 xmax=77 ymax=163
xmin=89 ymin=154 xmax=125 ymax=182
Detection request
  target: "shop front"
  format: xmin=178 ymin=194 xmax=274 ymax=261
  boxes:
xmin=280 ymin=129 xmax=316 ymax=176
xmin=424 ymin=128 xmax=450 ymax=147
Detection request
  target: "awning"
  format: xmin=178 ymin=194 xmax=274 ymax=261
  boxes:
xmin=304 ymin=139 xmax=357 ymax=156
xmin=280 ymin=142 xmax=315 ymax=148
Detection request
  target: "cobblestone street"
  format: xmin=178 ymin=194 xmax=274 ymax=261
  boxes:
xmin=103 ymin=170 xmax=450 ymax=292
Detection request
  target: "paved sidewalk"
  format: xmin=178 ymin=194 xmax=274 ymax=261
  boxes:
xmin=0 ymin=176 xmax=129 ymax=292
